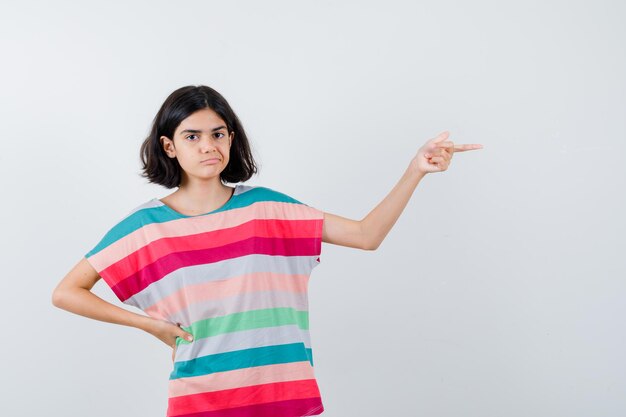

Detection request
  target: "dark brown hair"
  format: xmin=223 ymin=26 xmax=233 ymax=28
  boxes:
xmin=140 ymin=85 xmax=258 ymax=188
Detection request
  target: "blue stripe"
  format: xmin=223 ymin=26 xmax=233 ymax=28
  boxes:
xmin=169 ymin=342 xmax=314 ymax=380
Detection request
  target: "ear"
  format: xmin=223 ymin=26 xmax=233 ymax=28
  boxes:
xmin=160 ymin=135 xmax=176 ymax=158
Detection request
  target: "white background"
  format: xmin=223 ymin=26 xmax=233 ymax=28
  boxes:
xmin=1 ymin=0 xmax=625 ymax=416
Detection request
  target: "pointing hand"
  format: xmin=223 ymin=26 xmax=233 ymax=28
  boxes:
xmin=411 ymin=131 xmax=483 ymax=175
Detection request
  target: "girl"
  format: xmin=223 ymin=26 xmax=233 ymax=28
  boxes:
xmin=52 ymin=85 xmax=483 ymax=417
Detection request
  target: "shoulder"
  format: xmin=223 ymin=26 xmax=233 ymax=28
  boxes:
xmin=237 ymin=184 xmax=323 ymax=219
xmin=85 ymin=199 xmax=158 ymax=257
xmin=238 ymin=184 xmax=304 ymax=205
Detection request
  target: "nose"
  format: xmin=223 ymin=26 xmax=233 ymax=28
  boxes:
xmin=200 ymin=135 xmax=219 ymax=152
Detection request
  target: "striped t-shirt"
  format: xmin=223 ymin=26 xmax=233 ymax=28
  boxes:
xmin=84 ymin=184 xmax=326 ymax=417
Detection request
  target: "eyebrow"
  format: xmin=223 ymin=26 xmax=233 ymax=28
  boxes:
xmin=179 ymin=125 xmax=227 ymax=135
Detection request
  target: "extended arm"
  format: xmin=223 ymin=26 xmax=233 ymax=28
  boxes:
xmin=321 ymin=166 xmax=425 ymax=250
xmin=321 ymin=131 xmax=483 ymax=250
xmin=361 ymin=165 xmax=425 ymax=250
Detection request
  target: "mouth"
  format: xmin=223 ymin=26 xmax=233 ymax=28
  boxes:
xmin=200 ymin=158 xmax=221 ymax=163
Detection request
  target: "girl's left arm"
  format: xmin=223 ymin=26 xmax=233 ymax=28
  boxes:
xmin=321 ymin=131 xmax=483 ymax=250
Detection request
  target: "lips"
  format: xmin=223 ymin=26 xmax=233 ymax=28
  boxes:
xmin=201 ymin=158 xmax=221 ymax=163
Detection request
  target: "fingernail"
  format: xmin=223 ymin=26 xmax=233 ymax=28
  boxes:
xmin=187 ymin=335 xmax=193 ymax=341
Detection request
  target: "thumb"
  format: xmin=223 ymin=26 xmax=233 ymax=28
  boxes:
xmin=174 ymin=322 xmax=194 ymax=342
xmin=432 ymin=131 xmax=450 ymax=143
xmin=179 ymin=330 xmax=193 ymax=342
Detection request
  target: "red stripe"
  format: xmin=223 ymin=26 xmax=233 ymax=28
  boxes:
xmin=102 ymin=218 xmax=319 ymax=288
xmin=168 ymin=397 xmax=323 ymax=417
xmin=113 ymin=235 xmax=319 ymax=301
xmin=167 ymin=379 xmax=322 ymax=416
xmin=105 ymin=220 xmax=321 ymax=301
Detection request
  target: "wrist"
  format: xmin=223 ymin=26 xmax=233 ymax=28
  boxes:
xmin=407 ymin=163 xmax=427 ymax=181
xmin=129 ymin=312 xmax=157 ymax=333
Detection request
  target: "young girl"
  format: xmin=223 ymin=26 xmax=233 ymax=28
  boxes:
xmin=52 ymin=85 xmax=483 ymax=417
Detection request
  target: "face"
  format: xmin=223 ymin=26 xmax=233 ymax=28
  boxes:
xmin=160 ymin=107 xmax=234 ymax=186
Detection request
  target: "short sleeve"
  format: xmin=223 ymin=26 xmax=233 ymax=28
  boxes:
xmin=84 ymin=207 xmax=144 ymax=304
xmin=267 ymin=187 xmax=324 ymax=269
xmin=302 ymin=202 xmax=324 ymax=268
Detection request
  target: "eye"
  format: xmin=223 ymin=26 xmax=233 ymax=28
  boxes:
xmin=185 ymin=134 xmax=199 ymax=141
xmin=214 ymin=132 xmax=225 ymax=139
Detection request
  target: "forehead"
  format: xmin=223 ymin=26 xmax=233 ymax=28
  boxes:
xmin=176 ymin=108 xmax=226 ymax=132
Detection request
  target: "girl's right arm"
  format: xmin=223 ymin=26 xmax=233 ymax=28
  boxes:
xmin=52 ymin=258 xmax=193 ymax=350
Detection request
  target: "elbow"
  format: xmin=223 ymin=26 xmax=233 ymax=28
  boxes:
xmin=368 ymin=243 xmax=380 ymax=251
xmin=360 ymin=225 xmax=379 ymax=251
xmin=51 ymin=287 xmax=66 ymax=309
xmin=362 ymin=239 xmax=380 ymax=251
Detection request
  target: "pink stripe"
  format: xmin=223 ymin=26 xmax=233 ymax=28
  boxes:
xmin=168 ymin=361 xmax=317 ymax=398
xmin=123 ymin=219 xmax=318 ymax=283
xmin=89 ymin=202 xmax=322 ymax=278
xmin=111 ymin=234 xmax=318 ymax=301
xmin=145 ymin=272 xmax=308 ymax=318
xmin=100 ymin=216 xmax=320 ymax=298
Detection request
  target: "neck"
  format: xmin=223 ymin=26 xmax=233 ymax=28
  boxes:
xmin=175 ymin=178 xmax=232 ymax=208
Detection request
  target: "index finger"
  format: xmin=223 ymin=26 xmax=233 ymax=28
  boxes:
xmin=453 ymin=144 xmax=483 ymax=152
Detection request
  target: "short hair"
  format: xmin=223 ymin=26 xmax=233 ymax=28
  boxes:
xmin=140 ymin=85 xmax=258 ymax=188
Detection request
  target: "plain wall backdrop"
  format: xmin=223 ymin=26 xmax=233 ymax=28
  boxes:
xmin=1 ymin=0 xmax=625 ymax=416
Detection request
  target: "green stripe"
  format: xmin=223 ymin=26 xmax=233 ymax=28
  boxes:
xmin=176 ymin=307 xmax=309 ymax=346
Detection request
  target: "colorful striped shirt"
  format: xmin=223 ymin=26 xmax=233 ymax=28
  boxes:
xmin=84 ymin=184 xmax=326 ymax=417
